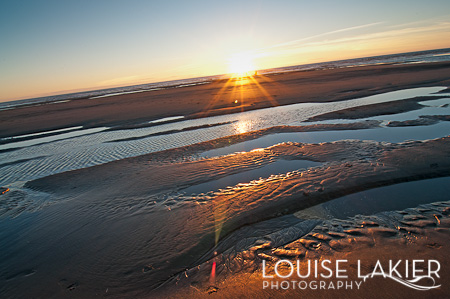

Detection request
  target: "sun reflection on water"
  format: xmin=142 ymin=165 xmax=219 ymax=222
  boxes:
xmin=234 ymin=119 xmax=254 ymax=134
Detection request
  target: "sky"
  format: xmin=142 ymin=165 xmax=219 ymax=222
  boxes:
xmin=1 ymin=0 xmax=450 ymax=102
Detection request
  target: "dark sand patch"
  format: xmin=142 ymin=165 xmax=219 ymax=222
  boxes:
xmin=423 ymin=114 xmax=450 ymax=121
xmin=387 ymin=118 xmax=440 ymax=127
xmin=435 ymin=86 xmax=450 ymax=94
xmin=0 ymin=128 xmax=83 ymax=145
xmin=305 ymin=96 xmax=444 ymax=122
xmin=106 ymin=117 xmax=187 ymax=131
xmin=387 ymin=115 xmax=450 ymax=127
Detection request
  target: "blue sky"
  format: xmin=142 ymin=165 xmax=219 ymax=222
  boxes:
xmin=1 ymin=0 xmax=450 ymax=101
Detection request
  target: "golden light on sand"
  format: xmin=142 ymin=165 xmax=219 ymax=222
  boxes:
xmin=228 ymin=52 xmax=256 ymax=76
xmin=199 ymin=53 xmax=279 ymax=118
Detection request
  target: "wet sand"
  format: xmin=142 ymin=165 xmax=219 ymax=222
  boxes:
xmin=20 ymin=134 xmax=450 ymax=297
xmin=161 ymin=201 xmax=450 ymax=299
xmin=386 ymin=114 xmax=450 ymax=127
xmin=1 ymin=61 xmax=450 ymax=138
xmin=2 ymin=61 xmax=450 ymax=298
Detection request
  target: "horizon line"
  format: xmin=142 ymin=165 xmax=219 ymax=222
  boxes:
xmin=2 ymin=46 xmax=449 ymax=105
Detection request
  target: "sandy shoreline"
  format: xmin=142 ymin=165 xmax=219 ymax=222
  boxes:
xmin=1 ymin=60 xmax=450 ymax=298
xmin=1 ymin=61 xmax=450 ymax=138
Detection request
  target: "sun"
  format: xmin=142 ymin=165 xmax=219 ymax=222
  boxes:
xmin=228 ymin=52 xmax=256 ymax=76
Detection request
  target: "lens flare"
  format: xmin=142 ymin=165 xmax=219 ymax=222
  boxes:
xmin=228 ymin=52 xmax=255 ymax=76
xmin=210 ymin=261 xmax=217 ymax=285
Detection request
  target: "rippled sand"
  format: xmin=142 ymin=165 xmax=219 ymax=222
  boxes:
xmin=162 ymin=201 xmax=450 ymax=298
xmin=1 ymin=134 xmax=445 ymax=297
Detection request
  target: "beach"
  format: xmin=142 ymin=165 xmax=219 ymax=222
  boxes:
xmin=1 ymin=61 xmax=450 ymax=298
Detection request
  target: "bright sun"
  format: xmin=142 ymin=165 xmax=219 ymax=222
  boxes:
xmin=228 ymin=52 xmax=255 ymax=76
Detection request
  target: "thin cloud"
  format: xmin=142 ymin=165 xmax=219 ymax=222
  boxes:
xmin=302 ymin=22 xmax=450 ymax=48
xmin=268 ymin=22 xmax=385 ymax=49
xmin=387 ymin=14 xmax=450 ymax=29
xmin=263 ymin=21 xmax=450 ymax=57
